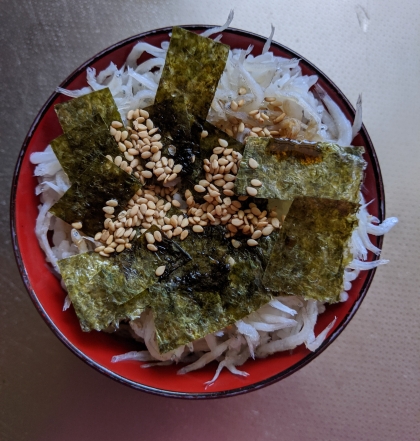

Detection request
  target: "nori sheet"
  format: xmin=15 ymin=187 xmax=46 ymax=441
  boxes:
xmin=51 ymin=114 xmax=120 ymax=183
xmin=263 ymin=197 xmax=358 ymax=303
xmin=155 ymin=27 xmax=229 ymax=120
xmin=235 ymin=138 xmax=366 ymax=204
xmin=55 ymin=88 xmax=122 ymax=132
xmin=49 ymin=151 xmax=141 ymax=237
xmin=58 ymin=252 xmax=148 ymax=331
xmin=58 ymin=226 xmax=191 ymax=331
xmin=148 ymin=226 xmax=279 ymax=353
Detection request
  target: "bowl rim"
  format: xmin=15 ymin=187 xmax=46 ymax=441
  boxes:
xmin=10 ymin=24 xmax=385 ymax=399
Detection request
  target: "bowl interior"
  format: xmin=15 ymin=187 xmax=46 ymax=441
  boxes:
xmin=11 ymin=26 xmax=384 ymax=398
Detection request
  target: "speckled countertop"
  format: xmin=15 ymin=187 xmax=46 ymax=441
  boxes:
xmin=0 ymin=1 xmax=418 ymax=440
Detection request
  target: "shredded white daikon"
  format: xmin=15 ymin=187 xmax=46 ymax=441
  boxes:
xmin=31 ymin=16 xmax=397 ymax=385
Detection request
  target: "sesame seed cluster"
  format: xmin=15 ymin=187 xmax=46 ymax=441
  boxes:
xmin=217 ymin=93 xmax=302 ymax=142
xmin=91 ymin=106 xmax=282 ymax=258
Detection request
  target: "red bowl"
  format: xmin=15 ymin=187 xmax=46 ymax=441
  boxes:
xmin=10 ymin=26 xmax=385 ymax=398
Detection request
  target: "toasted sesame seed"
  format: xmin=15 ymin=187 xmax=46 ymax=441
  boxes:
xmin=232 ymin=239 xmax=241 ymax=248
xmin=110 ymin=127 xmax=117 ymax=136
xmin=95 ymin=246 xmax=105 ymax=252
xmin=218 ymin=138 xmax=228 ymax=148
xmin=172 ymin=226 xmax=182 ymax=236
xmin=145 ymin=232 xmax=155 ymax=244
xmin=172 ymin=199 xmax=181 ymax=208
xmin=247 ymin=239 xmax=258 ymax=247
xmin=224 ymin=174 xmax=236 ymax=182
xmin=248 ymin=158 xmax=259 ymax=169
xmin=230 ymin=100 xmax=238 ymax=111
xmin=251 ymin=127 xmax=263 ymax=133
xmin=194 ymin=184 xmax=206 ymax=193
xmin=116 ymin=244 xmax=125 ymax=253
xmin=262 ymin=225 xmax=274 ymax=236
xmin=250 ymin=179 xmax=262 ymax=187
xmin=111 ymin=121 xmax=123 ymax=128
xmin=104 ymin=246 xmax=115 ymax=253
xmin=192 ymin=225 xmax=203 ymax=233
xmin=147 ymin=244 xmax=158 ymax=252
xmin=94 ymin=232 xmax=103 ymax=241
xmin=274 ymin=113 xmax=286 ymax=123
xmin=271 ymin=218 xmax=280 ymax=228
xmin=114 ymin=131 xmax=122 ymax=142
xmin=162 ymin=225 xmax=173 ymax=231
xmin=99 ymin=251 xmax=110 ymax=257
xmin=265 ymin=96 xmax=276 ymax=102
xmin=180 ymin=230 xmax=189 ymax=240
xmin=246 ymin=187 xmax=258 ymax=196
xmin=103 ymin=206 xmax=115 ymax=215
xmin=115 ymin=227 xmax=125 ymax=238
xmin=173 ymin=164 xmax=183 ymax=174
xmin=155 ymin=265 xmax=166 ymax=277
xmin=239 ymin=87 xmax=247 ymax=95
xmin=71 ymin=221 xmax=82 ymax=230
xmin=153 ymin=231 xmax=162 ymax=242
xmin=201 ymin=130 xmax=208 ymax=138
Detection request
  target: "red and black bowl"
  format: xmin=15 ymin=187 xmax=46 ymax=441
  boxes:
xmin=10 ymin=25 xmax=385 ymax=399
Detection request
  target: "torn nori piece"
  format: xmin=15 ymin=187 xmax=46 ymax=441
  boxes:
xmin=144 ymin=98 xmax=194 ymax=144
xmin=49 ymin=151 xmax=141 ymax=237
xmin=235 ymin=138 xmax=366 ymax=204
xmin=58 ymin=252 xmax=148 ymax=331
xmin=57 ymin=226 xmax=191 ymax=331
xmin=155 ymin=27 xmax=229 ymax=120
xmin=263 ymin=197 xmax=358 ymax=303
xmin=55 ymin=88 xmax=122 ymax=132
xmin=51 ymin=114 xmax=120 ymax=183
xmin=101 ymin=225 xmax=191 ymax=305
xmin=179 ymin=119 xmax=244 ymax=201
xmin=148 ymin=226 xmax=279 ymax=353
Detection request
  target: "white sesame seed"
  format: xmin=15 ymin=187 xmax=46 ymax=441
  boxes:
xmin=224 ymin=174 xmax=236 ymax=182
xmin=232 ymin=239 xmax=241 ymax=248
xmin=246 ymin=187 xmax=258 ymax=196
xmin=111 ymin=121 xmax=123 ymax=128
xmin=262 ymin=225 xmax=274 ymax=236
xmin=110 ymin=127 xmax=117 ymax=136
xmin=71 ymin=222 xmax=82 ymax=230
xmin=147 ymin=244 xmax=158 ymax=252
xmin=218 ymin=138 xmax=229 ymax=148
xmin=271 ymin=218 xmax=280 ymax=228
xmin=248 ymin=158 xmax=259 ymax=169
xmin=194 ymin=184 xmax=206 ymax=193
xmin=145 ymin=233 xmax=155 ymax=244
xmin=173 ymin=164 xmax=183 ymax=174
xmin=104 ymin=246 xmax=116 ymax=253
xmin=103 ymin=206 xmax=115 ymax=215
xmin=192 ymin=225 xmax=204 ymax=233
xmin=141 ymin=170 xmax=152 ymax=179
xmin=116 ymin=244 xmax=125 ymax=253
xmin=274 ymin=113 xmax=286 ymax=123
xmin=201 ymin=130 xmax=208 ymax=138
xmin=114 ymin=131 xmax=122 ymax=142
xmin=239 ymin=87 xmax=247 ymax=95
xmin=247 ymin=239 xmax=258 ymax=247
xmin=180 ymin=230 xmax=189 ymax=240
xmin=155 ymin=265 xmax=166 ymax=276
